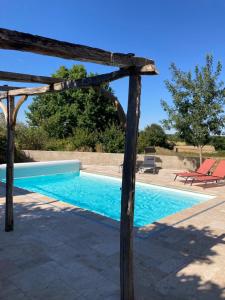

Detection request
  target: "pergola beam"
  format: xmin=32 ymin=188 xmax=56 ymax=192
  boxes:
xmin=97 ymin=88 xmax=126 ymax=128
xmin=5 ymin=95 xmax=15 ymax=232
xmin=0 ymin=66 xmax=157 ymax=100
xmin=0 ymin=85 xmax=24 ymax=91
xmin=120 ymin=73 xmax=141 ymax=300
xmin=0 ymin=70 xmax=63 ymax=84
xmin=0 ymin=28 xmax=155 ymax=68
xmin=0 ymin=69 xmax=128 ymax=99
xmin=12 ymin=95 xmax=28 ymax=126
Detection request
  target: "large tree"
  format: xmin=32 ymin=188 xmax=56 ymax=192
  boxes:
xmin=26 ymin=65 xmax=122 ymax=138
xmin=161 ymin=55 xmax=225 ymax=163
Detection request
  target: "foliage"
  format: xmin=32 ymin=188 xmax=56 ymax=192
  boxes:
xmin=70 ymin=128 xmax=98 ymax=151
xmin=0 ymin=113 xmax=6 ymax=163
xmin=15 ymin=124 xmax=49 ymax=150
xmin=0 ymin=114 xmax=23 ymax=163
xmin=138 ymin=123 xmax=168 ymax=153
xmin=210 ymin=136 xmax=225 ymax=151
xmin=167 ymin=133 xmax=184 ymax=144
xmin=23 ymin=64 xmax=126 ymax=153
xmin=26 ymin=65 xmax=121 ymax=139
xmin=99 ymin=124 xmax=125 ymax=153
xmin=0 ymin=112 xmax=6 ymax=131
xmin=161 ymin=55 xmax=225 ymax=162
xmin=14 ymin=123 xmax=125 ymax=153
xmin=0 ymin=131 xmax=7 ymax=163
xmin=44 ymin=138 xmax=74 ymax=151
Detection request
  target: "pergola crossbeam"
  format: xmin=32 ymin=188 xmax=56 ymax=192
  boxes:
xmin=0 ymin=66 xmax=157 ymax=100
xmin=0 ymin=69 xmax=127 ymax=99
xmin=0 ymin=85 xmax=24 ymax=91
xmin=0 ymin=28 xmax=155 ymax=68
xmin=97 ymin=88 xmax=126 ymax=128
xmin=0 ymin=70 xmax=63 ymax=84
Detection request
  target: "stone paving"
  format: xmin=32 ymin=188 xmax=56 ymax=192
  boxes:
xmin=0 ymin=166 xmax=225 ymax=299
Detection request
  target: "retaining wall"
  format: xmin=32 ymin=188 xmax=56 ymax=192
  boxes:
xmin=174 ymin=145 xmax=215 ymax=153
xmin=21 ymin=150 xmax=201 ymax=170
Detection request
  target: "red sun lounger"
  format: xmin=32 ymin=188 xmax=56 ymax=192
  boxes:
xmin=174 ymin=158 xmax=216 ymax=183
xmin=191 ymin=160 xmax=225 ymax=185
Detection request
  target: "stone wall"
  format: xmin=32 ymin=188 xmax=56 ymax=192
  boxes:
xmin=21 ymin=150 xmax=200 ymax=170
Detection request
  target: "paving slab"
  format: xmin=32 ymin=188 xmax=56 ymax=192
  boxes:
xmin=0 ymin=166 xmax=224 ymax=299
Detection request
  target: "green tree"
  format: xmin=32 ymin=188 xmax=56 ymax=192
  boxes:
xmin=161 ymin=55 xmax=225 ymax=163
xmin=26 ymin=65 xmax=122 ymax=139
xmin=138 ymin=123 xmax=167 ymax=153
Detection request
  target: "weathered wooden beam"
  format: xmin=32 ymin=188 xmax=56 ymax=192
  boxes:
xmin=0 ymin=67 xmax=156 ymax=100
xmin=5 ymin=96 xmax=15 ymax=232
xmin=0 ymin=85 xmax=24 ymax=91
xmin=0 ymin=70 xmax=63 ymax=84
xmin=97 ymin=88 xmax=126 ymax=128
xmin=12 ymin=95 xmax=28 ymax=125
xmin=120 ymin=74 xmax=141 ymax=300
xmin=123 ymin=64 xmax=159 ymax=75
xmin=0 ymin=69 xmax=128 ymax=99
xmin=0 ymin=28 xmax=155 ymax=68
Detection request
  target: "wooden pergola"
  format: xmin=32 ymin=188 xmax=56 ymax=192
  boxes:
xmin=0 ymin=28 xmax=158 ymax=300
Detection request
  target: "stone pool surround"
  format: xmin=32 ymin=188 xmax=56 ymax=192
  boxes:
xmin=0 ymin=166 xmax=224 ymax=299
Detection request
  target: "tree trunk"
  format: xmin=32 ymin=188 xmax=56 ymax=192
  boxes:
xmin=5 ymin=96 xmax=15 ymax=232
xmin=120 ymin=74 xmax=141 ymax=300
xmin=198 ymin=145 xmax=203 ymax=165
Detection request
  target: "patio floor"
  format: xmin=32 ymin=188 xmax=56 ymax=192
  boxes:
xmin=0 ymin=166 xmax=225 ymax=299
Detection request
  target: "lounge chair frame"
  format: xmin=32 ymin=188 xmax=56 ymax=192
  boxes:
xmin=139 ymin=155 xmax=157 ymax=174
xmin=174 ymin=158 xmax=216 ymax=184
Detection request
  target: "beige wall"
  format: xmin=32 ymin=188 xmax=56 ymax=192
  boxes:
xmin=174 ymin=145 xmax=215 ymax=153
xmin=22 ymin=150 xmax=200 ymax=170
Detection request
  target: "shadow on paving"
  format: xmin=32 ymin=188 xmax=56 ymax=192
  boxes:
xmin=0 ymin=183 xmax=34 ymax=197
xmin=135 ymin=222 xmax=225 ymax=300
xmin=0 ymin=186 xmax=224 ymax=299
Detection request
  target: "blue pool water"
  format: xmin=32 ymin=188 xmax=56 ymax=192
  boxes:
xmin=13 ymin=171 xmax=211 ymax=227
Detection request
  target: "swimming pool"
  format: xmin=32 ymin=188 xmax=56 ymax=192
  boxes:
xmin=12 ymin=171 xmax=213 ymax=227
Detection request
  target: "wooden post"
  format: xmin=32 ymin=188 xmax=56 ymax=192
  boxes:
xmin=5 ymin=95 xmax=15 ymax=232
xmin=120 ymin=74 xmax=141 ymax=300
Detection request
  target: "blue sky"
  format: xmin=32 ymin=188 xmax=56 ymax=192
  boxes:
xmin=1 ymin=0 xmax=225 ymax=129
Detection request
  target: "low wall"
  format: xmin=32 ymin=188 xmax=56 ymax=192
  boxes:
xmin=22 ymin=150 xmax=200 ymax=170
xmin=174 ymin=145 xmax=215 ymax=153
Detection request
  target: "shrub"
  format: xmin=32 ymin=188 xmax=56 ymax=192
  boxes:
xmin=0 ymin=131 xmax=7 ymax=163
xmin=44 ymin=138 xmax=74 ymax=151
xmin=15 ymin=125 xmax=49 ymax=150
xmin=71 ymin=128 xmax=98 ymax=151
xmin=99 ymin=124 xmax=125 ymax=153
xmin=210 ymin=136 xmax=225 ymax=151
